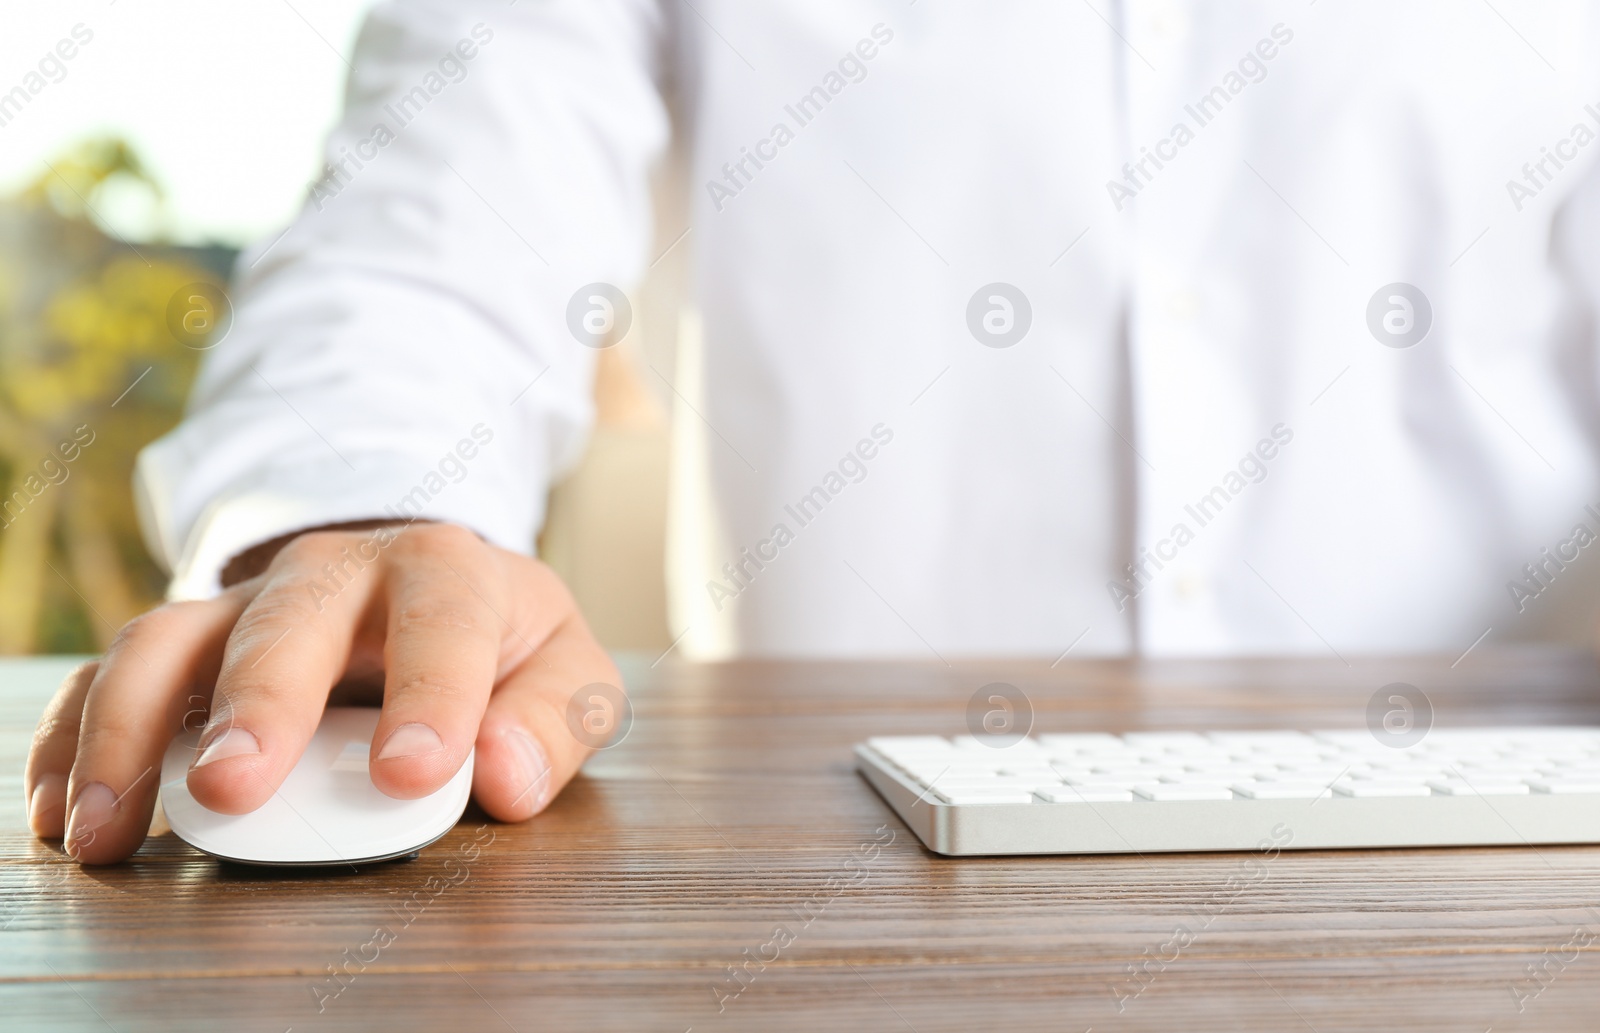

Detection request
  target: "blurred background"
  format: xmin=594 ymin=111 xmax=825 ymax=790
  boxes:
xmin=1 ymin=1 xmax=718 ymax=658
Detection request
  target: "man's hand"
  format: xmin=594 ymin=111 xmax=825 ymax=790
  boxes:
xmin=23 ymin=522 xmax=620 ymax=864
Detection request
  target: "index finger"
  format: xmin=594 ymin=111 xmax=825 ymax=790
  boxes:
xmin=183 ymin=532 xmax=380 ymax=814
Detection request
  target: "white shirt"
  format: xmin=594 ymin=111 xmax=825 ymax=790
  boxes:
xmin=138 ymin=0 xmax=1600 ymax=659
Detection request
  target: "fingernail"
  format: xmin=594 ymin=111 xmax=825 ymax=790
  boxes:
xmin=192 ymin=727 xmax=261 ymax=769
xmin=65 ymin=782 xmax=118 ymax=847
xmin=506 ymin=727 xmax=551 ymax=812
xmin=377 ymin=722 xmax=445 ymax=760
xmin=28 ymin=773 xmax=67 ymax=836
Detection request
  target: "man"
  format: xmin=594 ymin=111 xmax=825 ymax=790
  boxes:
xmin=26 ymin=1 xmax=1600 ymax=863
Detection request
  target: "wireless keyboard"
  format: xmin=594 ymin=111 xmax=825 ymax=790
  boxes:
xmin=856 ymin=729 xmax=1600 ymax=855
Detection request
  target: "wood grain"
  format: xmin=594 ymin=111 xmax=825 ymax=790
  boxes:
xmin=5 ymin=650 xmax=1600 ymax=1031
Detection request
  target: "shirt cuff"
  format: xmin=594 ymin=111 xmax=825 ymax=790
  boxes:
xmin=136 ymin=449 xmax=537 ymax=601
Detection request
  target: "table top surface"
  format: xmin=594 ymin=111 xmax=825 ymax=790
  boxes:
xmin=5 ymin=649 xmax=1600 ymax=1032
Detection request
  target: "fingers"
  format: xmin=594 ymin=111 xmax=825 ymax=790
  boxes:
xmin=368 ymin=525 xmax=506 ymax=798
xmin=35 ymin=521 xmax=616 ymax=870
xmin=26 ymin=660 xmax=98 ymax=839
xmin=184 ymin=532 xmax=381 ymax=815
xmin=59 ymin=594 xmax=250 ymax=864
xmin=471 ymin=599 xmax=623 ymax=823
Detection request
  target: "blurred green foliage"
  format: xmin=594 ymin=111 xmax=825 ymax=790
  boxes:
xmin=0 ymin=138 xmax=234 ymax=654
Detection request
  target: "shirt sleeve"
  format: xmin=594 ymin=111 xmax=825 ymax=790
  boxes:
xmin=135 ymin=0 xmax=671 ymax=599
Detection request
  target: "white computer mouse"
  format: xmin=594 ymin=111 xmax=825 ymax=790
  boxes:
xmin=159 ymin=707 xmax=474 ymax=866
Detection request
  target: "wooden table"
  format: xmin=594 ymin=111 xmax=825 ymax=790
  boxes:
xmin=6 ymin=649 xmax=1600 ymax=1031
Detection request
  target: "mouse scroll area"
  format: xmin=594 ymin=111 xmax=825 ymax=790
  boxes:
xmin=159 ymin=707 xmax=474 ymax=867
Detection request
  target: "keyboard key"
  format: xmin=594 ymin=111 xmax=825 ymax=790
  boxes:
xmin=934 ymin=789 xmax=1036 ymax=804
xmin=1206 ymin=731 xmax=1316 ymax=747
xmin=1503 ymin=728 xmax=1600 ymax=742
xmin=1184 ymin=765 xmax=1276 ymax=779
xmin=952 ymin=736 xmax=1042 ymax=751
xmin=901 ymin=772 xmax=962 ymax=787
xmin=1062 ymin=778 xmax=1141 ymax=791
xmin=1090 ymin=765 xmax=1185 ymax=778
xmin=1133 ymin=783 xmax=1235 ymax=801
xmin=1360 ymin=768 xmax=1451 ymax=781
xmin=1272 ymin=767 xmax=1354 ymax=781
xmin=933 ymin=777 xmax=1060 ymax=789
xmin=1036 ymin=733 xmax=1123 ymax=751
xmin=1037 ymin=767 xmax=1093 ymax=781
xmin=1231 ymin=781 xmax=1333 ymax=800
xmin=1122 ymin=732 xmax=1210 ymax=750
xmin=1036 ymin=786 xmax=1135 ymax=803
xmin=1426 ymin=779 xmax=1530 ymax=796
xmin=939 ymin=762 xmax=1008 ymax=774
xmin=1333 ymin=781 xmax=1433 ymax=797
xmin=1312 ymin=731 xmax=1388 ymax=746
xmin=1530 ymin=779 xmax=1600 ymax=794
xmin=1078 ymin=772 xmax=1181 ymax=786
xmin=875 ymin=752 xmax=945 ymax=765
xmin=868 ymin=736 xmax=951 ymax=751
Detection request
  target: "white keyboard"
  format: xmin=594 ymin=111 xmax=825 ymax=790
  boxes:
xmin=856 ymin=729 xmax=1600 ymax=855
